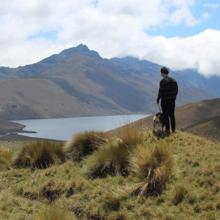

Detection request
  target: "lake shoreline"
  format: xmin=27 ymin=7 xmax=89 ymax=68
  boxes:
xmin=14 ymin=114 xmax=148 ymax=141
xmin=0 ymin=114 xmax=148 ymax=142
xmin=0 ymin=120 xmax=25 ymax=135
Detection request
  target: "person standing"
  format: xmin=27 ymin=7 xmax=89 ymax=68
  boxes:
xmin=157 ymin=67 xmax=178 ymax=135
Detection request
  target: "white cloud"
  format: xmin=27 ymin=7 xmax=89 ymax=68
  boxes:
xmin=0 ymin=0 xmax=219 ymax=76
xmin=170 ymin=7 xmax=198 ymax=26
xmin=141 ymin=29 xmax=220 ymax=76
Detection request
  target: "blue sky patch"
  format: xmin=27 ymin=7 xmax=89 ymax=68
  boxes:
xmin=28 ymin=29 xmax=59 ymax=42
xmin=147 ymin=0 xmax=220 ymax=37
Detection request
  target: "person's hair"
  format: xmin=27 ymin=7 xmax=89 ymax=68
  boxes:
xmin=160 ymin=67 xmax=169 ymax=75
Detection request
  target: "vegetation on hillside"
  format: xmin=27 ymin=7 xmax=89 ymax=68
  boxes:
xmin=187 ymin=116 xmax=220 ymax=141
xmin=32 ymin=204 xmax=76 ymax=220
xmin=84 ymin=139 xmax=131 ymax=178
xmin=131 ymin=143 xmax=173 ymax=196
xmin=0 ymin=128 xmax=220 ymax=219
xmin=84 ymin=126 xmax=146 ymax=178
xmin=12 ymin=141 xmax=65 ymax=169
xmin=0 ymin=147 xmax=12 ymax=171
xmin=133 ymin=98 xmax=220 ymax=142
xmin=63 ymin=131 xmax=107 ymax=161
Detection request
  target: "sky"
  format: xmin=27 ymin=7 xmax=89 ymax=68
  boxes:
xmin=0 ymin=0 xmax=220 ymax=76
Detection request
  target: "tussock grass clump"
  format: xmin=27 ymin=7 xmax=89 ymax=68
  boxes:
xmin=131 ymin=143 xmax=173 ymax=196
xmin=216 ymin=201 xmax=220 ymax=210
xmin=0 ymin=147 xmax=12 ymax=161
xmin=40 ymin=180 xmax=62 ymax=202
xmin=172 ymin=185 xmax=189 ymax=205
xmin=0 ymin=147 xmax=12 ymax=171
xmin=117 ymin=124 xmax=145 ymax=147
xmin=32 ymin=204 xmax=76 ymax=220
xmin=12 ymin=141 xmax=65 ymax=169
xmin=84 ymin=139 xmax=130 ymax=178
xmin=108 ymin=211 xmax=130 ymax=220
xmin=64 ymin=177 xmax=88 ymax=197
xmin=64 ymin=131 xmax=107 ymax=161
xmin=0 ymin=157 xmax=10 ymax=171
xmin=16 ymin=187 xmax=39 ymax=201
xmin=102 ymin=191 xmax=123 ymax=212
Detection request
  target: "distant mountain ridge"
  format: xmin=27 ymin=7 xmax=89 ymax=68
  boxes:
xmin=0 ymin=44 xmax=219 ymax=120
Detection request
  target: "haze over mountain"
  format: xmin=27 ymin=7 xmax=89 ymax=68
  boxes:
xmin=0 ymin=44 xmax=219 ymax=120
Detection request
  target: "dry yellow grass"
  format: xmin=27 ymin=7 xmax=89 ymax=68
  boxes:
xmin=116 ymin=123 xmax=145 ymax=147
xmin=32 ymin=204 xmax=76 ymax=220
xmin=12 ymin=140 xmax=65 ymax=169
xmin=0 ymin=147 xmax=12 ymax=161
xmin=0 ymin=131 xmax=220 ymax=219
xmin=84 ymin=139 xmax=130 ymax=178
xmin=131 ymin=142 xmax=173 ymax=195
xmin=63 ymin=131 xmax=107 ymax=161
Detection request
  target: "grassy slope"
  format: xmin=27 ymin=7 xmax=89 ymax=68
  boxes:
xmin=130 ymin=98 xmax=220 ymax=141
xmin=135 ymin=98 xmax=220 ymax=128
xmin=185 ymin=116 xmax=220 ymax=142
xmin=0 ymin=131 xmax=220 ymax=220
xmin=174 ymin=98 xmax=220 ymax=129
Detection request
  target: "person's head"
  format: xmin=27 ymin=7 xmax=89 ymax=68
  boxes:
xmin=160 ymin=66 xmax=169 ymax=78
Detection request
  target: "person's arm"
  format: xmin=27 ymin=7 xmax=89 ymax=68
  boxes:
xmin=175 ymin=81 xmax=178 ymax=97
xmin=157 ymin=81 xmax=162 ymax=104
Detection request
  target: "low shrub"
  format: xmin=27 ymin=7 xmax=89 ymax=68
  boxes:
xmin=63 ymin=131 xmax=107 ymax=161
xmin=131 ymin=143 xmax=173 ymax=196
xmin=32 ymin=204 xmax=76 ymax=220
xmin=12 ymin=141 xmax=65 ymax=169
xmin=84 ymin=139 xmax=130 ymax=178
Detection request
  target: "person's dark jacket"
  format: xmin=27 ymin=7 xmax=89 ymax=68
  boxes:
xmin=157 ymin=76 xmax=178 ymax=102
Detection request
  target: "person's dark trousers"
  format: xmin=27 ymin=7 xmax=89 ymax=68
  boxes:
xmin=161 ymin=99 xmax=176 ymax=133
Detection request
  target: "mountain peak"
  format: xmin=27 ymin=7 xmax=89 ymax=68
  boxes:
xmin=75 ymin=44 xmax=89 ymax=51
xmin=60 ymin=44 xmax=100 ymax=58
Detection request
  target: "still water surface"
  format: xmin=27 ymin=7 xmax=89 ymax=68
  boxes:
xmin=15 ymin=114 xmax=148 ymax=140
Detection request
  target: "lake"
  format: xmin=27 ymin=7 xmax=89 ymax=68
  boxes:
xmin=14 ymin=114 xmax=148 ymax=141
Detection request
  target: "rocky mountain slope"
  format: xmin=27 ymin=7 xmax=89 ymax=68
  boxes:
xmin=0 ymin=44 xmax=219 ymax=120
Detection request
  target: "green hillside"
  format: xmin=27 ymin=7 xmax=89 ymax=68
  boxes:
xmin=0 ymin=129 xmax=220 ymax=220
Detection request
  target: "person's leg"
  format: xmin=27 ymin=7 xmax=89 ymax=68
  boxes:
xmin=168 ymin=100 xmax=176 ymax=132
xmin=161 ymin=100 xmax=170 ymax=133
